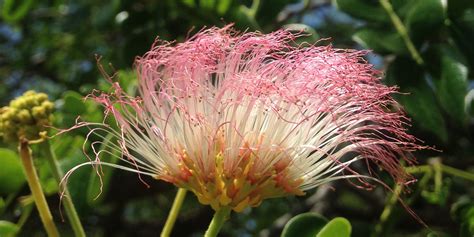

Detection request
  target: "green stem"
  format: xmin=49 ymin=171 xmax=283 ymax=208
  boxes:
xmin=372 ymin=183 xmax=403 ymax=237
xmin=19 ymin=140 xmax=60 ymax=237
xmin=440 ymin=164 xmax=474 ymax=182
xmin=405 ymin=165 xmax=431 ymax=174
xmin=0 ymin=192 xmax=16 ymax=215
xmin=160 ymin=188 xmax=187 ymax=237
xmin=433 ymin=159 xmax=442 ymax=194
xmin=39 ymin=140 xmax=86 ymax=237
xmin=248 ymin=0 xmax=261 ymax=17
xmin=373 ymin=167 xmax=434 ymax=236
xmin=17 ymin=203 xmax=34 ymax=230
xmin=405 ymin=164 xmax=474 ymax=182
xmin=204 ymin=207 xmax=232 ymax=237
xmin=379 ymin=0 xmax=424 ymax=65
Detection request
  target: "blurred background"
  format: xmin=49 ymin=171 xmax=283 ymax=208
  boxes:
xmin=1 ymin=0 xmax=473 ymax=236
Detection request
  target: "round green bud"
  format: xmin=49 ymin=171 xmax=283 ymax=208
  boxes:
xmin=32 ymin=106 xmax=45 ymax=119
xmin=17 ymin=109 xmax=32 ymax=124
xmin=0 ymin=91 xmax=55 ymax=144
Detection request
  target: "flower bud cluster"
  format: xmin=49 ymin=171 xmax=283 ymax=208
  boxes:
xmin=0 ymin=91 xmax=54 ymax=143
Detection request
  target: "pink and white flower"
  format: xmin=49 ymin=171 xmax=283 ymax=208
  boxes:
xmin=68 ymin=26 xmax=420 ymax=212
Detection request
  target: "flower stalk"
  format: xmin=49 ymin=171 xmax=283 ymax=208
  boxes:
xmin=372 ymin=183 xmax=403 ymax=237
xmin=379 ymin=0 xmax=424 ymax=65
xmin=160 ymin=188 xmax=187 ymax=237
xmin=19 ymin=139 xmax=59 ymax=237
xmin=204 ymin=207 xmax=232 ymax=237
xmin=40 ymin=140 xmax=86 ymax=237
xmin=405 ymin=163 xmax=474 ymax=182
xmin=374 ymin=165 xmax=434 ymax=236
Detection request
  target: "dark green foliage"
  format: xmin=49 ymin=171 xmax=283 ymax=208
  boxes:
xmin=353 ymin=28 xmax=406 ymax=54
xmin=338 ymin=0 xmax=474 ymax=146
xmin=334 ymin=0 xmax=474 ymax=236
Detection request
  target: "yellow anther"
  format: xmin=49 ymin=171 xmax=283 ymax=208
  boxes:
xmin=218 ymin=193 xmax=232 ymax=206
xmin=233 ymin=197 xmax=250 ymax=212
xmin=166 ymin=141 xmax=305 ymax=212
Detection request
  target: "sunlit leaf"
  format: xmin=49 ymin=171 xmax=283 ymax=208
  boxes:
xmin=316 ymin=217 xmax=351 ymax=237
xmin=0 ymin=148 xmax=25 ymax=195
xmin=0 ymin=221 xmax=19 ymax=237
xmin=281 ymin=213 xmax=328 ymax=237
xmin=1 ymin=0 xmax=34 ymax=23
xmin=216 ymin=0 xmax=232 ymax=15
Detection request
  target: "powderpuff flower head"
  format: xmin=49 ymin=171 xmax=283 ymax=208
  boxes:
xmin=70 ymin=26 xmax=420 ymax=212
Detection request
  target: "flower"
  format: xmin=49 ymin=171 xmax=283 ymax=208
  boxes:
xmin=72 ymin=26 xmax=420 ymax=212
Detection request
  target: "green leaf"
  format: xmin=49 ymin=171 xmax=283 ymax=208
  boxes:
xmin=63 ymin=91 xmax=87 ymax=115
xmin=181 ymin=0 xmax=195 ymax=7
xmin=353 ymin=28 xmax=406 ymax=54
xmin=386 ymin=57 xmax=448 ymax=141
xmin=200 ymin=0 xmax=216 ymax=10
xmin=117 ymin=70 xmax=138 ymax=96
xmin=58 ymin=90 xmax=102 ymax=125
xmin=334 ymin=0 xmax=389 ymax=23
xmin=232 ymin=6 xmax=260 ymax=31
xmin=283 ymin=24 xmax=319 ymax=44
xmin=59 ymin=153 xmax=93 ymax=214
xmin=0 ymin=220 xmax=19 ymax=237
xmin=34 ymin=159 xmax=59 ymax=195
xmin=450 ymin=9 xmax=474 ymax=70
xmin=316 ymin=217 xmax=352 ymax=237
xmin=0 ymin=148 xmax=26 ymax=195
xmin=405 ymin=0 xmax=446 ymax=42
xmin=435 ymin=47 xmax=469 ymax=123
xmin=216 ymin=0 xmax=232 ymax=15
xmin=390 ymin=0 xmax=419 ymax=19
xmin=400 ymin=84 xmax=448 ymax=142
xmin=281 ymin=213 xmax=328 ymax=237
xmin=1 ymin=0 xmax=34 ymax=23
xmin=451 ymin=197 xmax=474 ymax=236
xmin=52 ymin=135 xmax=85 ymax=162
